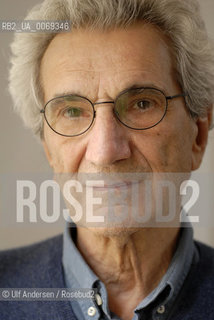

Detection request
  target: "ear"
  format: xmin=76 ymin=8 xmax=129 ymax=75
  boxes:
xmin=42 ymin=140 xmax=54 ymax=168
xmin=191 ymin=107 xmax=213 ymax=171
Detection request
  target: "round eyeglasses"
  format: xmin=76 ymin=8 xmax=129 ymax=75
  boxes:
xmin=40 ymin=87 xmax=186 ymax=137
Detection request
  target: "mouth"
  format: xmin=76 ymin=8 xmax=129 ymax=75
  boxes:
xmin=86 ymin=180 xmax=141 ymax=191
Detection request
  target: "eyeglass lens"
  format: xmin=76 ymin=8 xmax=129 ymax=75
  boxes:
xmin=44 ymin=88 xmax=167 ymax=136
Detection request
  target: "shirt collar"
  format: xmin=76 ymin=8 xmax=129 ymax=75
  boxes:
xmin=135 ymin=221 xmax=195 ymax=311
xmin=62 ymin=221 xmax=99 ymax=290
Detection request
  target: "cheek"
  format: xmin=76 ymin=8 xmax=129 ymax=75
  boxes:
xmin=60 ymin=142 xmax=87 ymax=172
xmin=53 ymin=142 xmax=86 ymax=172
xmin=132 ymin=124 xmax=193 ymax=172
xmin=43 ymin=126 xmax=87 ymax=172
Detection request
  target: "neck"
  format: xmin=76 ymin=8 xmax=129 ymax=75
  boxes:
xmin=76 ymin=226 xmax=180 ymax=319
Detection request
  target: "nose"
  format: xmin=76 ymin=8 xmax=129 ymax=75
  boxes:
xmin=85 ymin=105 xmax=131 ymax=166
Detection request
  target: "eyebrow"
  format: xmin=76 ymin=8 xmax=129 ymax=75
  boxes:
xmin=51 ymin=83 xmax=167 ymax=101
xmin=53 ymin=91 xmax=82 ymax=98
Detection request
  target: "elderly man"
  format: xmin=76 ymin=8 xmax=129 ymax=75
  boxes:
xmin=1 ymin=0 xmax=214 ymax=319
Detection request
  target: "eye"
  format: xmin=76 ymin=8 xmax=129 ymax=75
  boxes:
xmin=63 ymin=107 xmax=82 ymax=118
xmin=136 ymin=100 xmax=152 ymax=110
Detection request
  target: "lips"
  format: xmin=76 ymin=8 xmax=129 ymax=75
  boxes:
xmin=69 ymin=172 xmax=150 ymax=190
xmin=86 ymin=180 xmax=141 ymax=191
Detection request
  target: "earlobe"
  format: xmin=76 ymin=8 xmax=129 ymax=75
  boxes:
xmin=191 ymin=108 xmax=212 ymax=170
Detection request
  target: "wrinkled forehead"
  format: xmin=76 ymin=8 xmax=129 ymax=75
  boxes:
xmin=40 ymin=22 xmax=177 ymax=102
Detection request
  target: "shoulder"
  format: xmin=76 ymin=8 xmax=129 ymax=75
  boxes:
xmin=0 ymin=235 xmax=76 ymax=319
xmin=195 ymin=239 xmax=214 ymax=256
xmin=185 ymin=240 xmax=214 ymax=295
xmin=169 ymin=240 xmax=214 ymax=320
xmin=0 ymin=234 xmax=63 ymax=287
xmin=192 ymin=240 xmax=214 ymax=290
xmin=194 ymin=240 xmax=214 ymax=271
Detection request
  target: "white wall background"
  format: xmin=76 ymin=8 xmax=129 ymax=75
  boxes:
xmin=0 ymin=0 xmax=214 ymax=249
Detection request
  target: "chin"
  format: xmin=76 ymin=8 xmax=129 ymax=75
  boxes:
xmin=86 ymin=224 xmax=141 ymax=240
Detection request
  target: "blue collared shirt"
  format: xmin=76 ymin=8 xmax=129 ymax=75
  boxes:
xmin=62 ymin=223 xmax=198 ymax=320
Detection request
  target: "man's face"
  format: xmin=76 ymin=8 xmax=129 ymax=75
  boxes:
xmin=41 ymin=23 xmax=199 ymax=175
xmin=40 ymin=23 xmax=204 ymax=230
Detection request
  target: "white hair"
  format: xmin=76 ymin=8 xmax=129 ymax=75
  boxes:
xmin=9 ymin=0 xmax=214 ymax=136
